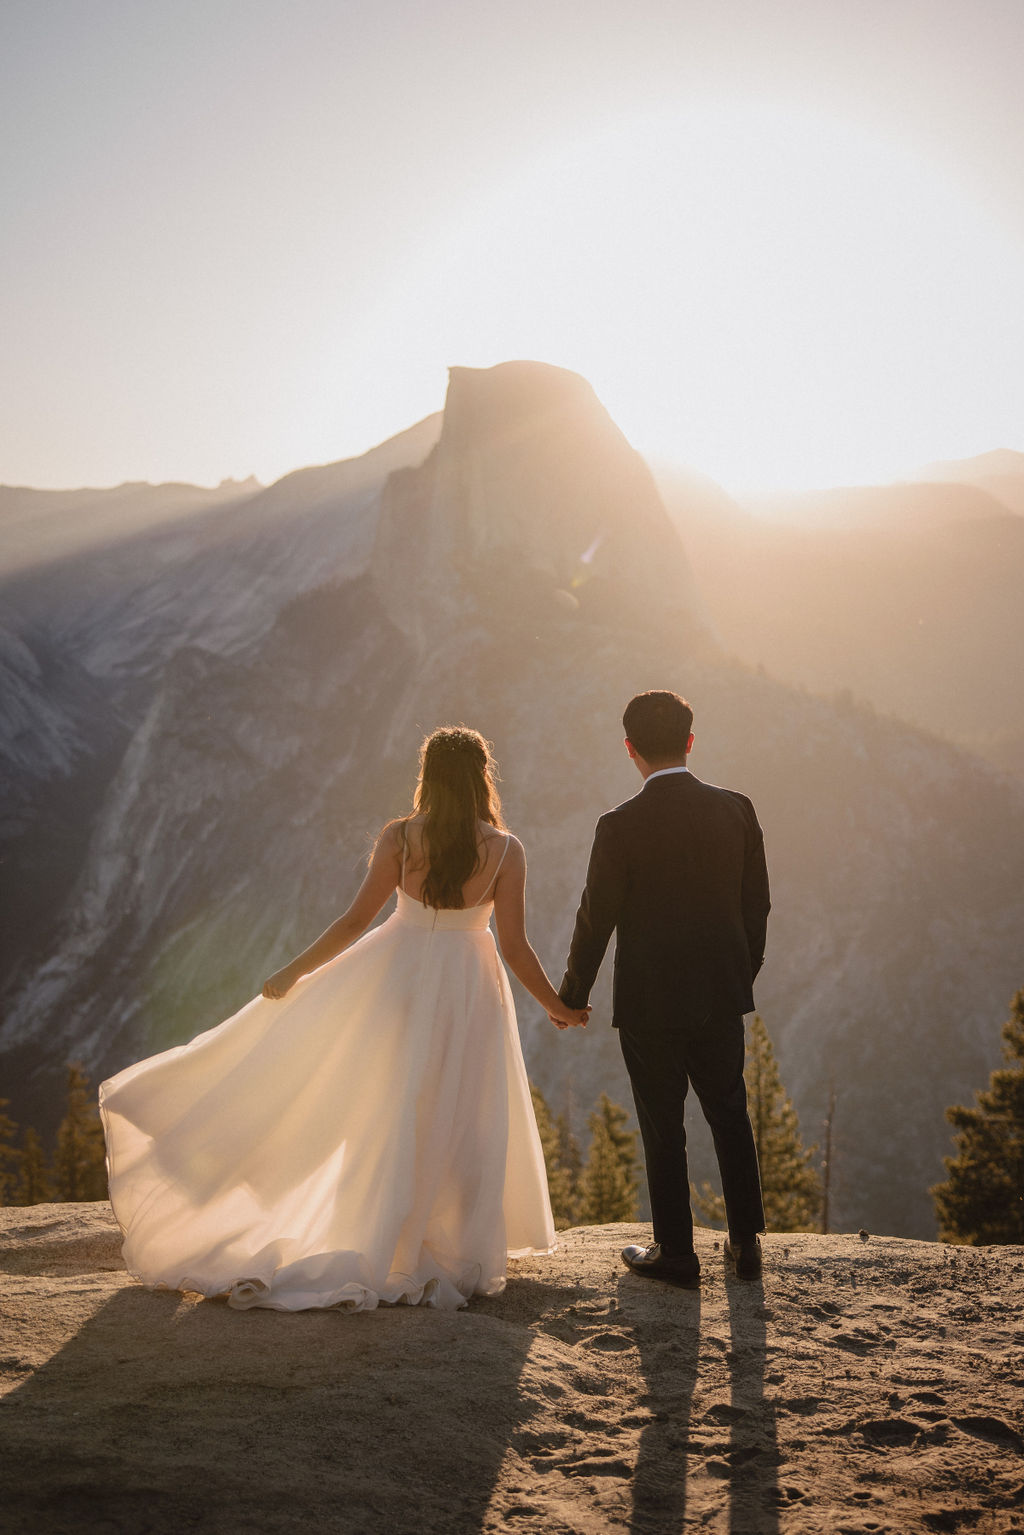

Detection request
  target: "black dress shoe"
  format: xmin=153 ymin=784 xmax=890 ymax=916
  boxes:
xmin=724 ymin=1235 xmax=763 ymax=1280
xmin=621 ymin=1243 xmax=700 ymax=1289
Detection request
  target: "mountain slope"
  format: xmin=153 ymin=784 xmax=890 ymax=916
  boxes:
xmin=655 ymin=464 xmax=1024 ymax=774
xmin=917 ymin=448 xmax=1024 ymax=516
xmin=0 ymin=477 xmax=261 ymax=579
xmin=0 ymin=415 xmax=441 ymax=1015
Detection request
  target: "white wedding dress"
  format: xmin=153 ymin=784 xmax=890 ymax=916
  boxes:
xmin=99 ymin=835 xmax=555 ymax=1311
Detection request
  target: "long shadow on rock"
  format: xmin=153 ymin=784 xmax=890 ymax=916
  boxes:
xmin=0 ymin=1283 xmax=533 ymax=1535
xmin=724 ymin=1270 xmax=781 ymax=1534
xmin=616 ymin=1274 xmax=701 ymax=1535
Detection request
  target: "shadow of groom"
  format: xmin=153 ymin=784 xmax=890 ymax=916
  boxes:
xmin=622 ymin=1253 xmax=781 ymax=1534
xmin=723 ymin=1265 xmax=781 ymax=1534
xmin=617 ymin=1275 xmax=702 ymax=1533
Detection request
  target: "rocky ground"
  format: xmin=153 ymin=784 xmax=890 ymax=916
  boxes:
xmin=1 ymin=1204 xmax=1022 ymax=1534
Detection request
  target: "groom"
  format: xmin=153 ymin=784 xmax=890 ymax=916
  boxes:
xmin=558 ymin=690 xmax=770 ymax=1286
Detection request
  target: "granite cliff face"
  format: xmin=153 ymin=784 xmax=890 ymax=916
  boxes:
xmin=373 ymin=364 xmax=702 ymax=644
xmin=2 ymin=362 xmax=1022 ymax=1238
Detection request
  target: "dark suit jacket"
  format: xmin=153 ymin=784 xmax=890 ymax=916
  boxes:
xmin=559 ymin=770 xmax=770 ymax=1029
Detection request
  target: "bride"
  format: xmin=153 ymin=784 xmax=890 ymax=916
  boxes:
xmin=100 ymin=726 xmax=588 ymax=1313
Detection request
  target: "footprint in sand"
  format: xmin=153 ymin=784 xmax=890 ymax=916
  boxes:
xmin=582 ymin=1330 xmax=635 ymax=1353
xmin=952 ymin=1415 xmax=1024 ymax=1453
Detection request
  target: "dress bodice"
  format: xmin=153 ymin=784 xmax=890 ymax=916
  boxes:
xmin=395 ymin=889 xmax=494 ymax=932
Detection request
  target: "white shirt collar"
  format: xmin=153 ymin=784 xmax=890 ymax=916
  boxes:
xmin=644 ymin=765 xmax=689 ymax=785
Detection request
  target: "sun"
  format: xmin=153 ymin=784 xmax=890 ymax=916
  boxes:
xmin=331 ymin=103 xmax=1024 ymax=494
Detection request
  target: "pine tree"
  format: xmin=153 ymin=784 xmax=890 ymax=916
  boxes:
xmin=530 ymin=1084 xmax=581 ymax=1228
xmin=555 ymin=1111 xmax=583 ymax=1224
xmin=53 ymin=1064 xmax=108 ymax=1202
xmin=0 ymin=1099 xmax=20 ymax=1205
xmin=579 ymin=1093 xmax=639 ymax=1224
xmin=746 ymin=1015 xmax=822 ymax=1232
xmin=15 ymin=1127 xmax=52 ymax=1206
xmin=690 ymin=1179 xmax=726 ymax=1227
xmin=689 ymin=1016 xmax=822 ymax=1232
xmin=932 ymin=989 xmax=1024 ymax=1245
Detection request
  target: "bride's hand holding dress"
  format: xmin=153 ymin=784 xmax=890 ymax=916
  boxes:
xmin=260 ymin=825 xmax=411 ymax=999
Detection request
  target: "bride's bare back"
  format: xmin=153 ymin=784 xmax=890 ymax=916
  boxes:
xmin=398 ymin=815 xmax=510 ymax=908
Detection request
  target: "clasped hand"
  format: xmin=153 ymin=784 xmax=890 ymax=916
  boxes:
xmin=548 ymin=1004 xmax=590 ymax=1031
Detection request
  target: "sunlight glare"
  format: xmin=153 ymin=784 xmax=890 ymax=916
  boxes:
xmin=334 ymin=104 xmax=1023 ymax=493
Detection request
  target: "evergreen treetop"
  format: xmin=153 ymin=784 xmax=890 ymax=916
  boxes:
xmin=0 ymin=1100 xmax=20 ymax=1205
xmin=52 ymin=1064 xmax=108 ymax=1203
xmin=694 ymin=1014 xmax=822 ymax=1233
xmin=16 ymin=1127 xmax=52 ymax=1207
xmin=746 ymin=1014 xmax=822 ymax=1234
xmin=530 ymin=1083 xmax=582 ymax=1229
xmin=579 ymin=1093 xmax=639 ymax=1225
xmin=932 ymin=988 xmax=1024 ymax=1245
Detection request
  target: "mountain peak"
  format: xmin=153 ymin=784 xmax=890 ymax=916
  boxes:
xmin=439 ymin=360 xmax=598 ymax=449
xmin=372 ymin=360 xmax=704 ymax=637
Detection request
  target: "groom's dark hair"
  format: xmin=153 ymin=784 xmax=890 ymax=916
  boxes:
xmin=623 ymin=691 xmax=693 ymax=763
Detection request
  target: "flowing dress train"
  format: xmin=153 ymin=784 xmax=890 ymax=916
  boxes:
xmin=99 ymin=837 xmax=555 ymax=1311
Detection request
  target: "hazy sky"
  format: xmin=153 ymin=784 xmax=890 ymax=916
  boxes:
xmin=3 ymin=0 xmax=1023 ymax=493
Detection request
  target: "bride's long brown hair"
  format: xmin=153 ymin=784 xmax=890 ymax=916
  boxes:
xmin=403 ymin=726 xmax=506 ymax=909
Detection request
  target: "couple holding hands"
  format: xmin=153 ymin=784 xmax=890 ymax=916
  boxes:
xmin=101 ymin=690 xmax=769 ymax=1311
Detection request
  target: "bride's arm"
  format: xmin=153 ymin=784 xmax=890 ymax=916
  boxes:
xmin=493 ymin=839 xmax=589 ymax=1030
xmin=262 ymin=823 xmax=403 ymax=998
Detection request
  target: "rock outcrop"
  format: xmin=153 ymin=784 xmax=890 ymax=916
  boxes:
xmin=372 ymin=362 xmax=704 ymax=644
xmin=2 ymin=1203 xmax=1022 ymax=1534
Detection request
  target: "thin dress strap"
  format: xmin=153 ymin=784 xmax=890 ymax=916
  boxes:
xmin=475 ymin=833 xmax=511 ymax=906
xmin=400 ymin=825 xmax=408 ymax=893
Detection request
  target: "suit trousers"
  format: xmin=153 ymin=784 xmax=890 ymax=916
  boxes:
xmin=619 ymin=1013 xmax=765 ymax=1256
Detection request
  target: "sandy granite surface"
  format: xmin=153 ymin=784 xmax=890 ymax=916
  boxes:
xmin=1 ymin=1203 xmax=1022 ymax=1534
